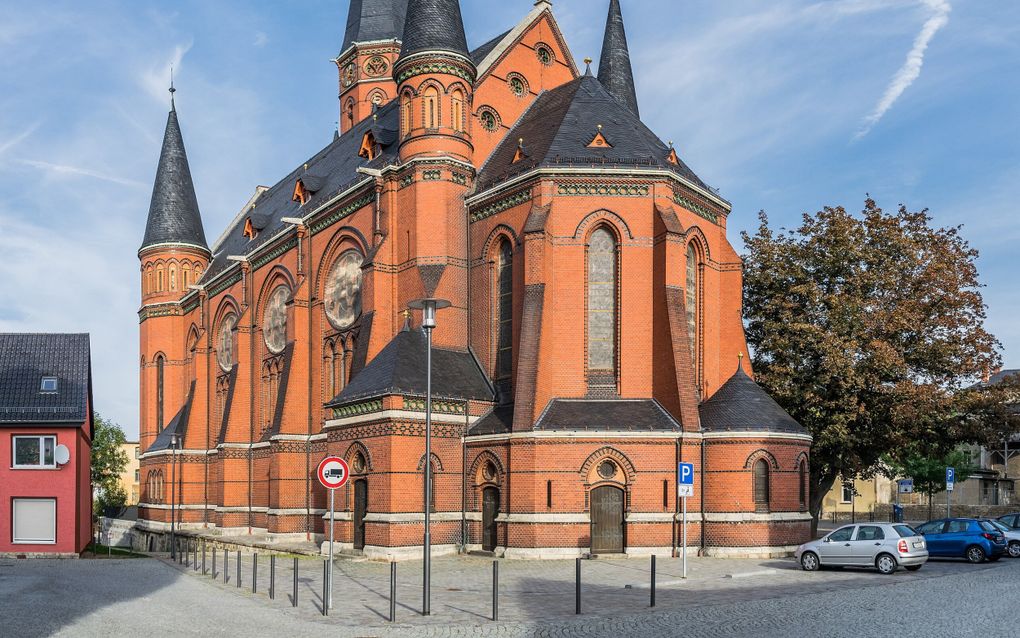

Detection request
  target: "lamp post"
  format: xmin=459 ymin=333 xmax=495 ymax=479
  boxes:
xmin=408 ymin=298 xmax=450 ymax=617
xmin=170 ymin=433 xmax=178 ymax=559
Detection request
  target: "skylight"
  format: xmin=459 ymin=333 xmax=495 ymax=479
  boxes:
xmin=40 ymin=377 xmax=58 ymax=393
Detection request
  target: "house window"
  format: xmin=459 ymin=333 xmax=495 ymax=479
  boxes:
xmin=495 ymin=239 xmax=513 ymax=381
xmin=134 ymin=469 xmax=140 ymax=481
xmin=587 ymin=227 xmax=617 ymax=374
xmin=753 ymin=459 xmax=770 ymax=510
xmin=12 ymin=498 xmax=56 ymax=544
xmin=841 ymin=482 xmax=853 ymax=504
xmin=13 ymin=435 xmax=56 ymax=468
xmin=135 ymin=446 xmax=140 ymax=459
xmin=40 ymin=377 xmax=58 ymax=393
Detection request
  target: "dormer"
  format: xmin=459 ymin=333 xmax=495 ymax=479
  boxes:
xmin=587 ymin=124 xmax=612 ymax=149
xmin=666 ymin=142 xmax=680 ymax=166
xmin=292 ymin=174 xmax=326 ymax=206
xmin=512 ymin=138 xmax=528 ymax=163
xmin=359 ymin=131 xmax=378 ymax=160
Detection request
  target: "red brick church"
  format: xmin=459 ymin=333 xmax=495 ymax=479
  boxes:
xmin=137 ymin=0 xmax=812 ymax=558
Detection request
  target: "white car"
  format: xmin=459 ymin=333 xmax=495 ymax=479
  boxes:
xmin=984 ymin=519 xmax=1020 ymax=558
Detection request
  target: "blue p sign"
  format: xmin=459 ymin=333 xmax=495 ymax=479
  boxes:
xmin=946 ymin=467 xmax=955 ymax=484
xmin=679 ymin=462 xmax=695 ymax=485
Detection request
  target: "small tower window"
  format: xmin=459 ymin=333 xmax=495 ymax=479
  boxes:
xmin=451 ymin=88 xmax=465 ymax=132
xmin=423 ymin=86 xmax=439 ymax=129
xmin=40 ymin=377 xmax=58 ymax=393
xmin=401 ymin=92 xmax=412 ymax=137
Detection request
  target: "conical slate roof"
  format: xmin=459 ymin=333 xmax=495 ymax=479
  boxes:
xmin=699 ymin=366 xmax=808 ymax=434
xmin=598 ymin=0 xmax=639 ymax=117
xmin=475 ymin=73 xmax=708 ymax=193
xmin=341 ymin=0 xmax=409 ymax=51
xmin=398 ymin=0 xmax=470 ymax=63
xmin=141 ymin=106 xmax=208 ymax=253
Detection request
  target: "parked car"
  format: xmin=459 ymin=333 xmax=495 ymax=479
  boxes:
xmin=983 ymin=519 xmax=1020 ymax=558
xmin=997 ymin=513 xmax=1020 ymax=529
xmin=795 ymin=523 xmax=928 ymax=574
xmin=914 ymin=518 xmax=1007 ymax=563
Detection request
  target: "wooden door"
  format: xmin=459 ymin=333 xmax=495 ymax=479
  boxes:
xmin=482 ymin=487 xmax=500 ymax=551
xmin=353 ymin=479 xmax=367 ymax=551
xmin=590 ymin=486 xmax=625 ymax=554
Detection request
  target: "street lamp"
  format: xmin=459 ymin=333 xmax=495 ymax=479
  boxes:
xmin=408 ymin=297 xmax=450 ymax=617
xmin=170 ymin=433 xmax=179 ymax=559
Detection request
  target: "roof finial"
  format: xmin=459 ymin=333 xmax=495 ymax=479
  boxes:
xmin=401 ymin=309 xmax=413 ymax=331
xmin=738 ymin=352 xmax=745 ymax=373
xmin=583 ymin=57 xmax=593 ymax=76
xmin=169 ymin=65 xmax=176 ymax=110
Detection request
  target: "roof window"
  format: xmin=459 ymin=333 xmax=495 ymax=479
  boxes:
xmin=587 ymin=125 xmax=612 ymax=149
xmin=40 ymin=377 xmax=58 ymax=393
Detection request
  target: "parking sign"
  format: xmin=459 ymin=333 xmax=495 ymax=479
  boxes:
xmin=946 ymin=467 xmax=955 ymax=492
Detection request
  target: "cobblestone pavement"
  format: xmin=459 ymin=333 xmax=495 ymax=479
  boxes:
xmin=2 ymin=551 xmax=1017 ymax=637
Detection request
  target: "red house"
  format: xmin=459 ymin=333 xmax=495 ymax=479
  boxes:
xmin=0 ymin=334 xmax=93 ymax=557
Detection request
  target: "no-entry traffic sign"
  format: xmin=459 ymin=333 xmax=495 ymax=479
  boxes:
xmin=317 ymin=456 xmax=350 ymax=490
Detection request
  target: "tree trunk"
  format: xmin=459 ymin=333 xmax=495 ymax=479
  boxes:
xmin=927 ymin=493 xmax=932 ymax=521
xmin=809 ymin=472 xmax=837 ymax=538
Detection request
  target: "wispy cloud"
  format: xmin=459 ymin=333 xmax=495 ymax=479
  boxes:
xmin=141 ymin=40 xmax=194 ymax=104
xmin=855 ymin=0 xmax=951 ymax=140
xmin=18 ymin=159 xmax=147 ymax=188
xmin=0 ymin=121 xmax=41 ymax=157
xmin=253 ymin=31 xmax=268 ymax=47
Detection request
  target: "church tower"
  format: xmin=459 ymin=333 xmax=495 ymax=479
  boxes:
xmin=598 ymin=0 xmax=640 ymax=116
xmin=138 ymin=87 xmax=209 ymax=451
xmin=336 ymin=0 xmax=409 ymax=134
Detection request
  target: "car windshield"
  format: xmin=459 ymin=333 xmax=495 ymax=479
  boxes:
xmin=981 ymin=520 xmax=1003 ymax=532
xmin=893 ymin=524 xmax=919 ymax=537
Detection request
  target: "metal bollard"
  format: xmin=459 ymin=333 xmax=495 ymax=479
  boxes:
xmin=650 ymin=555 xmax=656 ymax=608
xmin=493 ymin=560 xmax=499 ymax=621
xmin=202 ymin=542 xmax=207 ymax=575
xmin=322 ymin=560 xmax=329 ymax=616
xmin=270 ymin=555 xmax=276 ymax=600
xmin=224 ymin=549 xmax=229 ymax=583
xmin=236 ymin=551 xmax=242 ymax=588
xmin=293 ymin=557 xmax=299 ymax=607
xmin=212 ymin=546 xmax=217 ymax=578
xmin=575 ymin=557 xmax=581 ymax=615
xmin=389 ymin=562 xmax=396 ymax=622
xmin=253 ymin=554 xmax=258 ymax=594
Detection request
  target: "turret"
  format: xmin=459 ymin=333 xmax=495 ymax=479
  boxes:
xmin=394 ymin=0 xmax=475 ymax=162
xmin=336 ymin=0 xmax=409 ymax=134
xmin=598 ymin=0 xmax=640 ymax=117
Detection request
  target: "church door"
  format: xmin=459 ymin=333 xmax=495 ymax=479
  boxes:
xmin=590 ymin=486 xmax=625 ymax=554
xmin=354 ymin=479 xmax=367 ymax=551
xmin=482 ymin=487 xmax=500 ymax=552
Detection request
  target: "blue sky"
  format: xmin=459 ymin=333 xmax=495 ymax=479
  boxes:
xmin=0 ymin=0 xmax=1016 ymax=438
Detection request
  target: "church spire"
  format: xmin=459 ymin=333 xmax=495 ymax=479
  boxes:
xmin=341 ymin=0 xmax=408 ymax=52
xmin=597 ymin=0 xmax=640 ymax=117
xmin=140 ymin=85 xmax=209 ymax=254
xmin=397 ymin=0 xmax=470 ymax=64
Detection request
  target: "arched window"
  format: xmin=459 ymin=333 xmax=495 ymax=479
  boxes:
xmin=495 ymin=239 xmax=513 ymax=382
xmin=169 ymin=265 xmax=177 ymax=291
xmin=401 ymin=92 xmax=412 ymax=137
xmin=156 ymin=267 xmax=165 ymax=292
xmin=345 ymin=98 xmax=355 ymax=127
xmin=451 ymin=88 xmax=465 ymax=132
xmin=423 ymin=86 xmax=439 ymax=129
xmin=686 ymin=243 xmax=700 ymax=373
xmin=753 ymin=459 xmax=770 ymax=511
xmin=799 ymin=460 xmax=808 ymax=510
xmin=156 ymin=355 xmax=165 ymax=433
xmin=183 ymin=264 xmax=191 ymax=289
xmin=587 ymin=227 xmax=617 ymax=377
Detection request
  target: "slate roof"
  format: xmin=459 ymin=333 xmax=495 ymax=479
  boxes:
xmin=202 ymin=101 xmax=399 ymax=283
xmin=0 ymin=333 xmax=92 ymax=426
xmin=469 ymin=29 xmax=511 ymax=67
xmin=326 ymin=327 xmax=494 ymax=407
xmin=149 ymin=381 xmax=194 ymax=452
xmin=398 ymin=0 xmax=470 ymax=62
xmin=474 ymin=73 xmax=709 ymax=193
xmin=534 ymin=399 xmax=682 ymax=432
xmin=987 ymin=369 xmax=1020 ymax=386
xmin=699 ymin=367 xmax=808 ymax=435
xmin=141 ymin=107 xmax=209 ymax=252
xmin=598 ymin=0 xmax=639 ymax=116
xmin=342 ymin=0 xmax=409 ymax=51
xmin=468 ymin=404 xmax=514 ymax=436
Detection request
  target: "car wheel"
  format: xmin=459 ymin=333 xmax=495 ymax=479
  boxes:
xmin=965 ymin=545 xmax=986 ymax=564
xmin=876 ymin=553 xmax=897 ymax=575
xmin=800 ymin=551 xmax=820 ymax=572
xmin=905 ymin=565 xmax=922 ymax=572
xmin=1008 ymin=542 xmax=1020 ymax=558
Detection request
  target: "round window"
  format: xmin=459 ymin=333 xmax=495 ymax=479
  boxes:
xmin=262 ymin=286 xmax=290 ymax=354
xmin=536 ymin=44 xmax=553 ymax=66
xmin=479 ymin=108 xmax=499 ymax=132
xmin=597 ymin=460 xmax=616 ymax=480
xmin=483 ymin=461 xmax=497 ymax=481
xmin=352 ymin=452 xmax=366 ymax=473
xmin=324 ymin=250 xmax=364 ymax=330
xmin=217 ymin=314 xmax=236 ymax=372
xmin=364 ymin=56 xmax=388 ymax=78
xmin=508 ymin=75 xmax=527 ymax=97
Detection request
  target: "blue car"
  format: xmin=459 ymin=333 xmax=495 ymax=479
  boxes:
xmin=914 ymin=518 xmax=1007 ymax=563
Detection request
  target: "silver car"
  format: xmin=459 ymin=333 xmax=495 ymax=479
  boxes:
xmin=795 ymin=523 xmax=929 ymax=574
xmin=984 ymin=519 xmax=1020 ymax=557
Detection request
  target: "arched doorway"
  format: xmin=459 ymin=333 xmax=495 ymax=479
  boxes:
xmin=482 ymin=486 xmax=500 ymax=552
xmin=590 ymin=485 xmax=625 ymax=554
xmin=353 ymin=479 xmax=368 ymax=551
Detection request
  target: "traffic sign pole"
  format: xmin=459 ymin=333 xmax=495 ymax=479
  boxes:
xmin=329 ymin=487 xmax=335 ymax=611
xmin=316 ymin=455 xmax=349 ymax=616
xmin=682 ymin=495 xmax=688 ymax=579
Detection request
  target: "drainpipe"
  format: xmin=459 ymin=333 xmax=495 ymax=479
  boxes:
xmin=461 ymin=400 xmax=468 ymax=553
xmin=700 ymin=433 xmax=706 ymax=555
xmin=673 ymin=436 xmax=679 ymax=558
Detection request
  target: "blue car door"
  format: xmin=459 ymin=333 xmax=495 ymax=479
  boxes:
xmin=942 ymin=520 xmax=971 ymax=556
xmin=918 ymin=520 xmax=948 ymax=555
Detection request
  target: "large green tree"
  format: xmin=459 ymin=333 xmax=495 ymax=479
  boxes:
xmin=741 ymin=199 xmax=1001 ymax=533
xmin=92 ymin=413 xmax=129 ymax=513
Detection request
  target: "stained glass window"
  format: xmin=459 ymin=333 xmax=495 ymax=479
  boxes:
xmin=263 ymin=286 xmax=290 ymax=354
xmin=217 ymin=314 xmax=236 ymax=372
xmin=686 ymin=244 xmax=698 ymax=361
xmin=587 ymin=228 xmax=616 ymax=371
xmin=495 ymin=239 xmax=513 ymax=380
xmin=325 ymin=251 xmax=363 ymax=330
